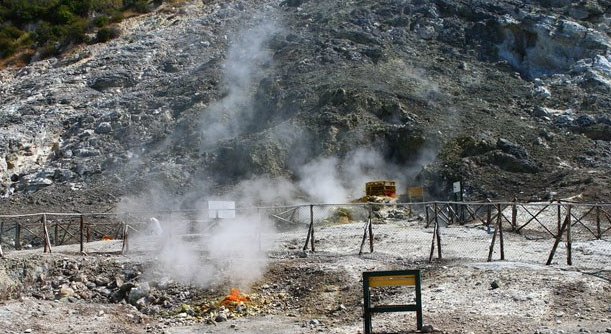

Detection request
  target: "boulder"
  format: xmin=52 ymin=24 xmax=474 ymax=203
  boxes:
xmin=73 ymin=148 xmax=101 ymax=157
xmin=95 ymin=276 xmax=110 ymax=286
xmin=95 ymin=122 xmax=113 ymax=134
xmin=486 ymin=150 xmax=540 ymax=173
xmin=532 ymin=106 xmax=552 ymax=118
xmin=89 ymin=71 xmax=136 ymax=92
xmin=573 ymin=115 xmax=597 ymax=127
xmin=54 ymin=169 xmax=74 ymax=183
xmin=215 ymin=311 xmax=228 ymax=322
xmin=128 ymin=282 xmax=150 ymax=306
xmin=59 ymin=286 xmax=75 ymax=298
xmin=496 ymin=138 xmax=530 ymax=159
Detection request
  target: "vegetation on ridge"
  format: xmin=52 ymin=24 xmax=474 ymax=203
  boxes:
xmin=0 ymin=0 xmax=167 ymax=62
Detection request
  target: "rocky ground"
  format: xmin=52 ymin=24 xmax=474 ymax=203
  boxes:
xmin=2 ymin=0 xmax=611 ymax=333
xmin=1 ymin=213 xmax=610 ymax=334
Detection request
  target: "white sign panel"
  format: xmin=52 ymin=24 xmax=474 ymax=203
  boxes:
xmin=208 ymin=201 xmax=236 ymax=219
xmin=452 ymin=181 xmax=461 ymax=193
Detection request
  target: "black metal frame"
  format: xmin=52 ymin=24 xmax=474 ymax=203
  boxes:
xmin=363 ymin=269 xmax=423 ymax=334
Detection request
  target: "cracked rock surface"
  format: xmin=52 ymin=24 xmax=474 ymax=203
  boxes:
xmin=1 ymin=0 xmax=611 ymax=212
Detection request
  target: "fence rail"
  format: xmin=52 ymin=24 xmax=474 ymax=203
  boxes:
xmin=1 ymin=201 xmax=610 ymax=270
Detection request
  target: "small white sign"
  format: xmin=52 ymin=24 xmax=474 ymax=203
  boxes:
xmin=208 ymin=201 xmax=236 ymax=219
xmin=452 ymin=181 xmax=461 ymax=193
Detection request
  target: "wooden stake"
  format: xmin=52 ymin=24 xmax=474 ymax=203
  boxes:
xmin=15 ymin=223 xmax=21 ymax=250
xmin=557 ymin=202 xmax=561 ymax=236
xmin=511 ymin=198 xmax=517 ymax=231
xmin=425 ymin=205 xmax=430 ymax=228
xmin=596 ymin=205 xmax=601 ymax=240
xmin=487 ymin=203 xmax=492 ymax=230
xmin=303 ymin=205 xmax=315 ymax=252
xmin=546 ymin=213 xmax=569 ymax=265
xmin=434 ymin=202 xmax=439 ymax=229
xmin=428 ymin=219 xmax=437 ymax=263
xmin=566 ymin=205 xmax=572 ymax=266
xmin=80 ymin=215 xmax=84 ymax=253
xmin=436 ymin=216 xmax=442 ymax=260
xmin=487 ymin=222 xmax=498 ymax=262
xmin=359 ymin=221 xmax=369 ymax=256
xmin=54 ymin=222 xmax=58 ymax=246
xmin=310 ymin=205 xmax=315 ymax=252
xmin=122 ymin=224 xmax=129 ymax=254
xmin=0 ymin=221 xmax=4 ymax=258
xmin=368 ymin=215 xmax=374 ymax=253
xmin=498 ymin=203 xmax=504 ymax=260
xmin=429 ymin=203 xmax=439 ymax=263
xmin=42 ymin=214 xmax=52 ymax=254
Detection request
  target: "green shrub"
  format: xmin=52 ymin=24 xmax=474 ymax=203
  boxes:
xmin=95 ymin=26 xmax=120 ymax=43
xmin=93 ymin=15 xmax=110 ymax=27
xmin=0 ymin=6 xmax=10 ymax=22
xmin=51 ymin=5 xmax=76 ymax=25
xmin=0 ymin=0 xmax=169 ymax=60
xmin=63 ymin=20 xmax=88 ymax=44
xmin=0 ymin=25 xmax=23 ymax=39
xmin=33 ymin=22 xmax=60 ymax=45
xmin=38 ymin=42 xmax=59 ymax=58
xmin=110 ymin=11 xmax=124 ymax=22
xmin=91 ymin=0 xmax=123 ymax=12
xmin=0 ymin=37 xmax=16 ymax=58
xmin=124 ymin=0 xmax=151 ymax=13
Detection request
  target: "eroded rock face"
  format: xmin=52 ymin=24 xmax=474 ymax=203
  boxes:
xmin=1 ymin=0 xmax=611 ymax=204
xmin=496 ymin=16 xmax=611 ymax=79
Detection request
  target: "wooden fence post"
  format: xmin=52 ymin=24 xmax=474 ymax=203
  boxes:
xmin=428 ymin=202 xmax=441 ymax=262
xmin=425 ymin=205 xmax=430 ymax=228
xmin=487 ymin=224 xmax=498 ymax=262
xmin=0 ymin=221 xmax=4 ymax=258
xmin=303 ymin=205 xmax=315 ymax=252
xmin=428 ymin=217 xmax=437 ymax=263
xmin=80 ymin=215 xmax=84 ymax=253
xmin=359 ymin=207 xmax=372 ymax=256
xmin=368 ymin=206 xmax=374 ymax=253
xmin=54 ymin=222 xmax=58 ymax=246
xmin=566 ymin=205 xmax=572 ymax=266
xmin=596 ymin=205 xmax=601 ymax=240
xmin=486 ymin=202 xmax=492 ymax=231
xmin=122 ymin=224 xmax=129 ymax=254
xmin=498 ymin=203 xmax=504 ymax=260
xmin=43 ymin=215 xmax=47 ymax=253
xmin=15 ymin=223 xmax=21 ymax=250
xmin=310 ymin=205 xmax=315 ymax=252
xmin=557 ymin=201 xmax=562 ymax=235
xmin=436 ymin=212 xmax=442 ymax=260
xmin=42 ymin=214 xmax=51 ymax=254
xmin=511 ymin=198 xmax=517 ymax=231
xmin=547 ymin=213 xmax=569 ymax=265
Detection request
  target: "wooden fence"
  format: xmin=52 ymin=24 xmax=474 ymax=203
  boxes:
xmin=1 ymin=201 xmax=610 ymax=268
xmin=422 ymin=201 xmax=611 ymax=265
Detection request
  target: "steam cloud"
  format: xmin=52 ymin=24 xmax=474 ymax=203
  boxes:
xmin=118 ymin=12 xmax=441 ymax=289
xmin=200 ymin=20 xmax=278 ymax=150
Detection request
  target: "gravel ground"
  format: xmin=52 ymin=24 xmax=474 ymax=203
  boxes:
xmin=2 ymin=218 xmax=611 ymax=334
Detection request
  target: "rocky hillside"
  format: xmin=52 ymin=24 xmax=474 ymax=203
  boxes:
xmin=1 ymin=0 xmax=611 ymax=213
